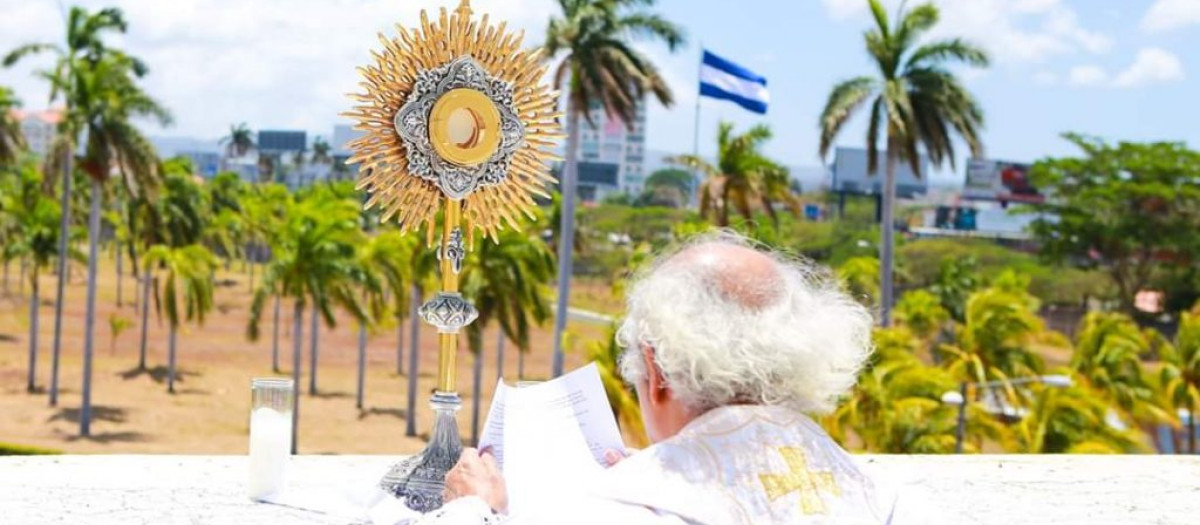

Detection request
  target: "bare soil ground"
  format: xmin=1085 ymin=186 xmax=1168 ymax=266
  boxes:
xmin=0 ymin=257 xmax=612 ymax=455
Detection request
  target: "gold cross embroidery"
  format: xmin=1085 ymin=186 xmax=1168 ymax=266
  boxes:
xmin=758 ymin=446 xmax=842 ymax=515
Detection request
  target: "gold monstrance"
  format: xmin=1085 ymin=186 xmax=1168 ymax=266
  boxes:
xmin=342 ymin=0 xmax=561 ymax=512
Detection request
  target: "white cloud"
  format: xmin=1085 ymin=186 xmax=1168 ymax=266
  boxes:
xmin=1141 ymin=0 xmax=1200 ymax=33
xmin=1113 ymin=48 xmax=1185 ymax=88
xmin=1067 ymin=65 xmax=1107 ymax=86
xmin=2 ymin=0 xmax=559 ymax=139
xmin=1032 ymin=71 xmax=1058 ymax=85
xmin=820 ymin=0 xmax=1112 ymax=64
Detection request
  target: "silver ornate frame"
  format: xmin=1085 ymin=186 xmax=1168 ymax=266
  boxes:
xmin=394 ymin=56 xmax=527 ymax=200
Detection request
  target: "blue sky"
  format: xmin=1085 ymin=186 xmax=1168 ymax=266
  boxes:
xmin=3 ymin=0 xmax=1198 ymax=182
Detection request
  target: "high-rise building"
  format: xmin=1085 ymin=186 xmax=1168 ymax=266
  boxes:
xmin=13 ymin=108 xmax=63 ymax=157
xmin=575 ymin=98 xmax=647 ymax=196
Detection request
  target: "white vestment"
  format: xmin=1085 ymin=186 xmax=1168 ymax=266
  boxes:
xmin=419 ymin=405 xmax=920 ymax=525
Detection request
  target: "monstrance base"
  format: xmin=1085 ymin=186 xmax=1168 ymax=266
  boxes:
xmin=379 ymin=392 xmax=464 ymax=513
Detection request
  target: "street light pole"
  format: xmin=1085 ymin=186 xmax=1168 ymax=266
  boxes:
xmin=944 ymin=374 xmax=1073 ymax=453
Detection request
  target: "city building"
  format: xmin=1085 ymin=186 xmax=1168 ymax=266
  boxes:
xmin=331 ymin=124 xmax=363 ymax=180
xmin=13 ymin=108 xmax=63 ymax=157
xmin=177 ymin=150 xmax=221 ymax=178
xmin=575 ymin=98 xmax=647 ymax=196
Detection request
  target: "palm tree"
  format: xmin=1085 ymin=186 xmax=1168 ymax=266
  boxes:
xmin=818 ymin=0 xmax=988 ymax=326
xmin=1012 ymin=384 xmax=1147 ymax=453
xmin=219 ymin=123 xmax=255 ymax=160
xmin=0 ymin=86 xmax=25 ymax=165
xmin=143 ymin=244 xmax=217 ymax=394
xmin=461 ymin=229 xmax=556 ymax=444
xmin=837 ymin=256 xmax=881 ymax=307
xmin=672 ymin=122 xmax=800 ymax=227
xmin=1161 ymin=307 xmax=1200 ymax=453
xmin=895 ymin=289 xmax=949 ymax=344
xmin=6 ymin=6 xmax=137 ymax=410
xmin=545 ymin=0 xmax=685 ymax=378
xmin=248 ymin=196 xmax=368 ymax=452
xmin=942 ymin=282 xmax=1046 ymax=389
xmin=585 ymin=323 xmax=649 ymax=447
xmin=353 ymin=231 xmax=411 ymax=409
xmin=825 ymin=327 xmax=1006 ymax=453
xmin=1071 ymin=312 xmax=1168 ymax=427
xmin=3 ymin=161 xmax=64 ymax=393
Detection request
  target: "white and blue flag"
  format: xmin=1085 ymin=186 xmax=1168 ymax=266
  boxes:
xmin=699 ymin=50 xmax=769 ymax=114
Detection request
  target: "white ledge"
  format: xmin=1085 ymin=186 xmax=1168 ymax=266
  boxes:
xmin=0 ymin=455 xmax=1197 ymax=524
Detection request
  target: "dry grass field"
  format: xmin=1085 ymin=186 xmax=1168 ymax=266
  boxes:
xmin=0 ymin=256 xmax=616 ymax=455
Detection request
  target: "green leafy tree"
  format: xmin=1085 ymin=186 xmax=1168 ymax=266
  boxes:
xmin=928 ymin=255 xmax=980 ymax=323
xmin=462 ymin=229 xmax=556 ymax=443
xmin=837 ymin=256 xmax=881 ymax=306
xmin=1012 ymin=384 xmax=1147 ymax=453
xmin=818 ymin=0 xmax=988 ymax=326
xmin=352 ymin=230 xmax=412 ymax=409
xmin=247 ymin=195 xmax=368 ymax=451
xmin=825 ymin=327 xmax=1007 ymax=453
xmin=943 ymin=273 xmax=1046 ymax=387
xmin=219 ymin=122 xmax=255 ymax=160
xmin=1161 ymin=307 xmax=1200 ymax=453
xmin=6 ymin=7 xmax=171 ymax=430
xmin=638 ymin=168 xmax=694 ymax=208
xmin=144 ymin=244 xmax=217 ymax=394
xmin=545 ymin=0 xmax=685 ymax=378
xmin=1026 ymin=135 xmax=1200 ymax=314
xmin=1071 ymin=312 xmax=1169 ymax=428
xmin=895 ymin=289 xmax=949 ymax=344
xmin=0 ymin=86 xmax=25 ymax=164
xmin=584 ymin=324 xmax=649 ymax=447
xmin=673 ymin=122 xmax=800 ymax=228
xmin=3 ymin=162 xmax=66 ymax=393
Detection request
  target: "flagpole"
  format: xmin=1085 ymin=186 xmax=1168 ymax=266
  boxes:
xmin=691 ymin=44 xmax=703 ymax=208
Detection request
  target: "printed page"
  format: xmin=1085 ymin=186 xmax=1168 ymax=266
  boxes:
xmin=476 ymin=379 xmax=508 ymax=469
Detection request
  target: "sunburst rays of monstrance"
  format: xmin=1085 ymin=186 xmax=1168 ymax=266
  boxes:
xmin=342 ymin=0 xmax=561 ymax=512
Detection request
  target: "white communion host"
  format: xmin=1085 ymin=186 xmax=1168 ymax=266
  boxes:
xmin=419 ymin=231 xmax=928 ymax=525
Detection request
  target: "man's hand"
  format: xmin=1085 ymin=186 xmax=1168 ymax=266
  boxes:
xmin=603 ymin=448 xmax=639 ymax=467
xmin=443 ymin=447 xmax=507 ymax=513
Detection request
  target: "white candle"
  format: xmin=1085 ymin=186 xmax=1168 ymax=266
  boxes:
xmin=248 ymin=406 xmax=292 ymax=500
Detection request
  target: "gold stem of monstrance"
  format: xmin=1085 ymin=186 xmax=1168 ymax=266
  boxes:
xmin=343 ymin=0 xmax=561 ymax=512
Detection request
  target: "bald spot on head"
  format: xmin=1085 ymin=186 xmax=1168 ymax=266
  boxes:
xmin=667 ymin=241 xmax=784 ymax=311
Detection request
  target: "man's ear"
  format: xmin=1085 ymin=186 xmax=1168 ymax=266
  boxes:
xmin=641 ymin=346 xmax=669 ymax=405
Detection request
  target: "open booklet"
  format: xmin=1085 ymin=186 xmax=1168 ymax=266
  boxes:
xmin=477 ymin=363 xmax=626 ymax=515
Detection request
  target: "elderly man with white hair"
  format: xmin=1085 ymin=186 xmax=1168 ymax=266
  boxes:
xmin=422 ymin=232 xmax=910 ymax=525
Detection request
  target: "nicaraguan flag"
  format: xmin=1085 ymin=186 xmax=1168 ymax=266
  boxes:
xmin=699 ymin=50 xmax=769 ymax=114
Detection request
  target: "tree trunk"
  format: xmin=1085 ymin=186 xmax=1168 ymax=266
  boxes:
xmin=496 ymin=328 xmax=505 ymax=382
xmin=551 ymin=107 xmax=582 ymax=378
xmin=405 ymin=285 xmax=421 ymax=437
xmin=27 ymin=271 xmax=39 ymax=393
xmin=116 ymin=241 xmax=123 ymax=307
xmin=356 ymin=321 xmax=367 ymax=410
xmin=248 ymin=259 xmax=255 ymax=294
xmin=138 ymin=276 xmax=151 ymax=371
xmin=80 ymin=178 xmax=101 ymax=437
xmin=291 ymin=300 xmax=303 ymax=455
xmin=49 ymin=150 xmax=72 ymax=407
xmin=396 ymin=318 xmax=404 ymax=376
xmin=518 ymin=348 xmax=526 ymax=380
xmin=471 ymin=346 xmax=483 ymax=446
xmin=309 ymin=304 xmax=319 ymax=395
xmin=1190 ymin=402 xmax=1196 ymax=454
xmin=271 ymin=294 xmax=281 ymax=373
xmin=879 ymin=149 xmax=898 ymax=327
xmin=19 ymin=257 xmax=27 ymax=297
xmin=167 ymin=324 xmax=178 ymax=394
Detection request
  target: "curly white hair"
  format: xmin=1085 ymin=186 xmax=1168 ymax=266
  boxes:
xmin=616 ymin=231 xmax=873 ymax=414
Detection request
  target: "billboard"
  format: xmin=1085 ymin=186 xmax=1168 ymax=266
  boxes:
xmin=831 ymin=147 xmax=929 ymax=198
xmin=258 ymin=130 xmax=307 ymax=153
xmin=964 ymin=159 xmax=1043 ymax=204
